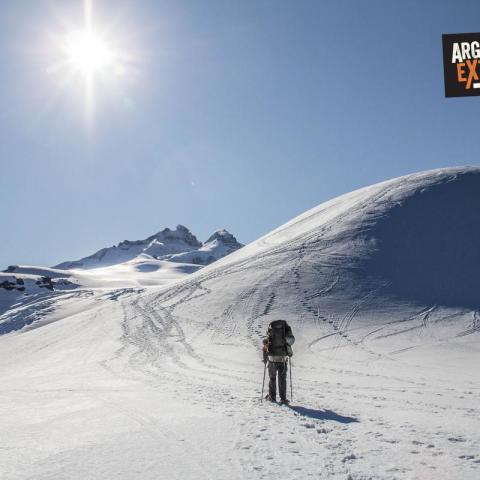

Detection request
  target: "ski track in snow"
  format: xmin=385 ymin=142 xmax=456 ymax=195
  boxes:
xmin=2 ymin=255 xmax=479 ymax=479
xmin=2 ymin=168 xmax=480 ymax=479
xmin=95 ymin=267 xmax=480 ymax=479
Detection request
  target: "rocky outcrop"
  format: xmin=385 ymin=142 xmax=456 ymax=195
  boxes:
xmin=0 ymin=277 xmax=25 ymax=292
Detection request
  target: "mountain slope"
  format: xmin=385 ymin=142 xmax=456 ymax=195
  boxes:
xmin=168 ymin=229 xmax=245 ymax=265
xmin=54 ymin=225 xmax=243 ymax=270
xmin=159 ymin=167 xmax=480 ymax=333
xmin=0 ymin=167 xmax=479 ymax=480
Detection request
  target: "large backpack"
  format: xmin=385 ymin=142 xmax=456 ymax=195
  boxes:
xmin=267 ymin=320 xmax=288 ymax=356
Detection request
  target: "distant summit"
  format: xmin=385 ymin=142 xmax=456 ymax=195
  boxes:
xmin=205 ymin=229 xmax=241 ymax=247
xmin=54 ymin=225 xmax=243 ymax=270
xmin=167 ymin=229 xmax=244 ymax=266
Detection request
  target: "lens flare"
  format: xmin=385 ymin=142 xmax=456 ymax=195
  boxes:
xmin=64 ymin=30 xmax=114 ymax=77
xmin=49 ymin=0 xmax=131 ymax=131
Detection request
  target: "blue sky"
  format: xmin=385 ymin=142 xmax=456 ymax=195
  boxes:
xmin=0 ymin=0 xmax=479 ymax=267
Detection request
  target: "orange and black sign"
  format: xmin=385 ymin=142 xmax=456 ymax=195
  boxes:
xmin=442 ymin=33 xmax=480 ymax=98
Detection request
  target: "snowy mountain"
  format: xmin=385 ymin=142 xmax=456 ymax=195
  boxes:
xmin=0 ymin=225 xmax=242 ymax=303
xmin=168 ymin=229 xmax=245 ymax=265
xmin=54 ymin=224 xmax=243 ymax=269
xmin=174 ymin=165 xmax=480 ymax=315
xmin=1 ymin=167 xmax=479 ymax=480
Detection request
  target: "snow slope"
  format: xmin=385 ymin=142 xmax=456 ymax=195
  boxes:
xmin=0 ymin=167 xmax=479 ymax=480
xmin=0 ymin=258 xmax=201 ymax=318
xmin=4 ymin=256 xmax=201 ymax=290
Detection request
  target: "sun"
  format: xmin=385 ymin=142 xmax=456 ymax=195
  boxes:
xmin=48 ymin=0 xmax=133 ymax=128
xmin=59 ymin=26 xmax=119 ymax=127
xmin=63 ymin=29 xmax=114 ymax=78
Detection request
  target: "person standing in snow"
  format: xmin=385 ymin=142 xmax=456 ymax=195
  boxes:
xmin=262 ymin=320 xmax=295 ymax=404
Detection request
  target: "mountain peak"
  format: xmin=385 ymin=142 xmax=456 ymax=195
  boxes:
xmin=205 ymin=229 xmax=243 ymax=249
xmin=54 ymin=225 xmax=241 ymax=270
xmin=149 ymin=225 xmax=202 ymax=249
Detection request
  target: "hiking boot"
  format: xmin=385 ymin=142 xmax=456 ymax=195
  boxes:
xmin=265 ymin=394 xmax=276 ymax=402
xmin=279 ymin=398 xmax=290 ymax=405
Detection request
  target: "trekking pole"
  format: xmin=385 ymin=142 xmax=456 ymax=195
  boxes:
xmin=261 ymin=361 xmax=267 ymax=402
xmin=289 ymin=358 xmax=293 ymax=402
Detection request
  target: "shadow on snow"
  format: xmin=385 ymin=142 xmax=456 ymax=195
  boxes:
xmin=289 ymin=405 xmax=359 ymax=424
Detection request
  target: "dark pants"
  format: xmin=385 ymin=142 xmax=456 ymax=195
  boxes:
xmin=268 ymin=361 xmax=288 ymax=401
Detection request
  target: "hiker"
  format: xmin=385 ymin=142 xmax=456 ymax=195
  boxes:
xmin=262 ymin=320 xmax=295 ymax=404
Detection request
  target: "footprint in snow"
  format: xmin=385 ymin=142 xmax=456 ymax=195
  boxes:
xmin=383 ymin=439 xmax=399 ymax=444
xmin=342 ymin=453 xmax=357 ymax=463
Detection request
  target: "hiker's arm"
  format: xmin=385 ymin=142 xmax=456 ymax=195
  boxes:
xmin=262 ymin=338 xmax=268 ymax=363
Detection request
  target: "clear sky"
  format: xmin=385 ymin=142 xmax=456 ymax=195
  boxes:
xmin=1 ymin=0 xmax=479 ymax=267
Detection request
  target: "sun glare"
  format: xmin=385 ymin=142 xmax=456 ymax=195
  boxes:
xmin=50 ymin=0 xmax=131 ymax=129
xmin=64 ymin=30 xmax=114 ymax=77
